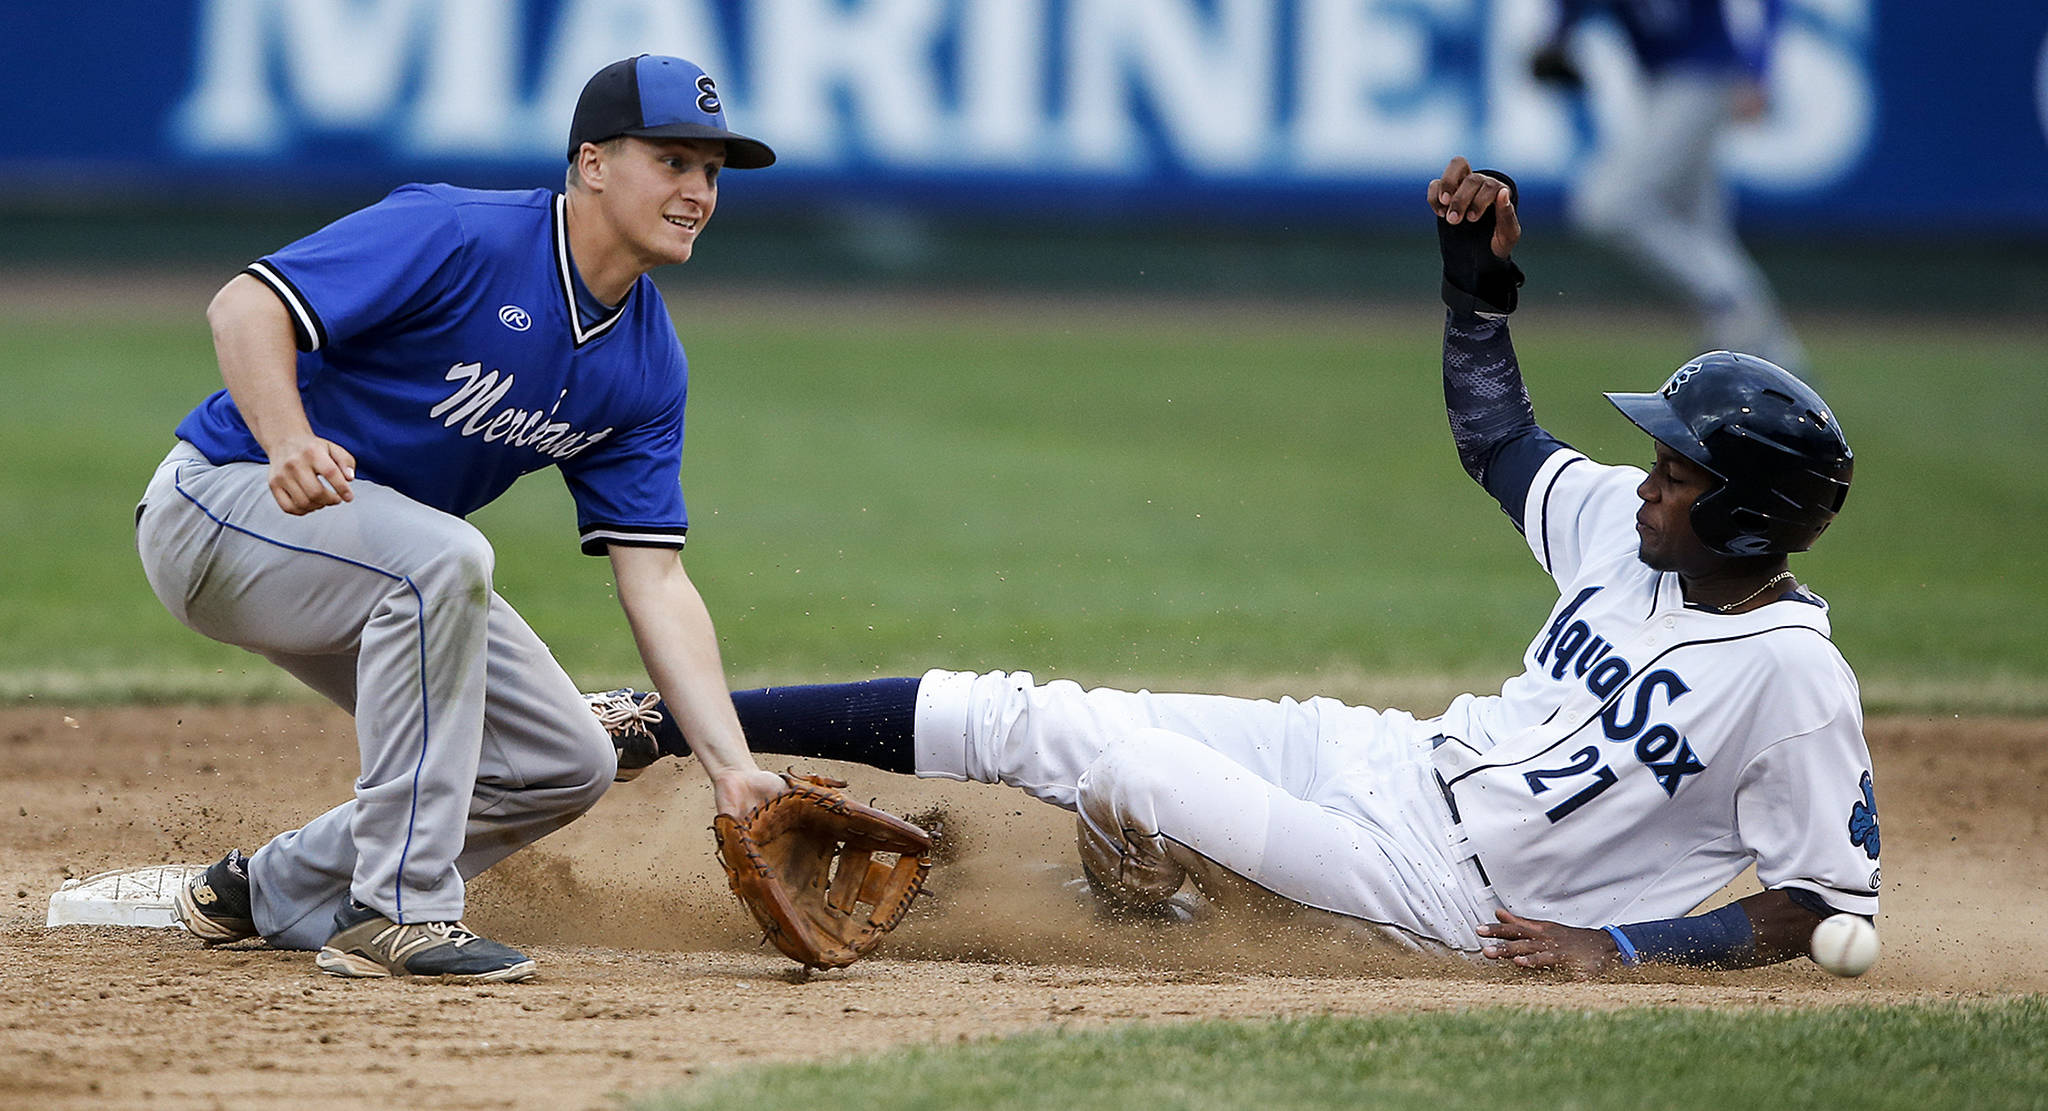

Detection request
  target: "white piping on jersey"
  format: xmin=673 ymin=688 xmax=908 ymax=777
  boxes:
xmin=1438 ymin=621 xmax=1837 ymax=790
xmin=1533 ymin=454 xmax=1589 ymax=575
xmin=551 ymin=194 xmax=630 ymax=347
xmin=245 ymin=260 xmax=325 ymax=352
xmin=578 ymin=526 xmax=687 ymax=548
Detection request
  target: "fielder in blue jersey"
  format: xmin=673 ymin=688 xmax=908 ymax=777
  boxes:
xmin=142 ymin=55 xmax=786 ymax=982
xmin=1532 ymin=0 xmax=1808 ymax=376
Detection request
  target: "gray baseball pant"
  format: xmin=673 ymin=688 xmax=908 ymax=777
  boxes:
xmin=136 ymin=442 xmax=615 ymax=950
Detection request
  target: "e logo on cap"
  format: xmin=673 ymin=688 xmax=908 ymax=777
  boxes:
xmin=696 ymin=75 xmax=720 ymax=115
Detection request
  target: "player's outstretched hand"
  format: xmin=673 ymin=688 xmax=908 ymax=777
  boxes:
xmin=712 ymin=766 xmax=790 ymax=818
xmin=1476 ymin=908 xmax=1623 ymax=977
xmin=1428 ymin=157 xmax=1521 ymax=259
xmin=267 ymin=434 xmax=357 ymax=515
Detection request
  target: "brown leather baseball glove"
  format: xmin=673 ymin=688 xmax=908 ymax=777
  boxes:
xmin=713 ymin=773 xmax=934 ymax=970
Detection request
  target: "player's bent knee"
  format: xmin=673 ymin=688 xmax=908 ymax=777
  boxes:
xmin=556 ymin=718 xmax=620 ymax=802
xmin=412 ymin=527 xmax=498 ymax=604
xmin=1076 ymin=729 xmax=1197 ymax=826
xmin=442 ymin=525 xmax=497 ymax=578
xmin=1082 ymin=729 xmax=1180 ymax=791
xmin=522 ymin=752 xmax=613 ymax=822
xmin=564 ymin=764 xmax=613 ymax=813
xmin=481 ymin=703 xmax=617 ymax=801
xmin=575 ymin=741 xmax=618 ymax=801
xmin=1076 ymin=732 xmax=1195 ymax=905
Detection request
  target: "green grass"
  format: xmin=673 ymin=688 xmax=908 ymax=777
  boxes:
xmin=1 ymin=295 xmax=2043 ymax=709
xmin=634 ymin=999 xmax=2048 ymax=1111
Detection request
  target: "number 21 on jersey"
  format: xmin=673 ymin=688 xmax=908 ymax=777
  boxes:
xmin=1522 ymin=668 xmax=1709 ymax=822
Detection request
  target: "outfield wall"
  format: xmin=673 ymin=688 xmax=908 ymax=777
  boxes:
xmin=3 ymin=0 xmax=2045 ymax=232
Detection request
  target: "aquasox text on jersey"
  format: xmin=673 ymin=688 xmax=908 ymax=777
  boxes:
xmin=1526 ymin=585 xmax=1708 ymax=823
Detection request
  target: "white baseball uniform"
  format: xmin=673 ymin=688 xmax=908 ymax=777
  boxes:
xmin=909 ymin=447 xmax=1881 ymax=953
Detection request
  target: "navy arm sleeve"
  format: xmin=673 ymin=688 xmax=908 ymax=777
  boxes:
xmin=1443 ymin=308 xmax=1572 ymax=530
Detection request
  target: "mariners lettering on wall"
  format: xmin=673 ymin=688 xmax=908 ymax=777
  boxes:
xmin=170 ymin=0 xmax=1876 ymax=189
xmin=429 ymin=363 xmax=612 ymax=459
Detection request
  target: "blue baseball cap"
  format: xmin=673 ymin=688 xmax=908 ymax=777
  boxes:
xmin=566 ymin=55 xmax=775 ymax=169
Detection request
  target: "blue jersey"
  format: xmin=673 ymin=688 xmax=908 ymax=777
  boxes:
xmin=1561 ymin=0 xmax=1779 ymax=77
xmin=175 ymin=184 xmax=691 ymax=555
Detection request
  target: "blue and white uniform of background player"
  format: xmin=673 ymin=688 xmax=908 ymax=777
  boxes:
xmin=1534 ymin=0 xmax=1807 ymax=377
xmin=600 ymin=161 xmax=1877 ymax=976
xmin=140 ymin=55 xmax=787 ymax=981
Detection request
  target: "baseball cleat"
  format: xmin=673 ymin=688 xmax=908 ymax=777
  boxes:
xmin=583 ymin=687 xmax=680 ymax=781
xmin=315 ymin=901 xmax=536 ymax=982
xmin=175 ymin=848 xmax=260 ymax=944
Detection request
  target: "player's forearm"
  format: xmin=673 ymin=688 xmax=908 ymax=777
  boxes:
xmin=1604 ymin=890 xmax=1827 ymax=970
xmin=1728 ymin=888 xmax=1832 ymax=967
xmin=1443 ymin=310 xmax=1536 ymax=482
xmin=208 ymin=274 xmax=315 ymax=453
xmin=610 ymin=548 xmax=760 ymax=781
xmin=1442 ymin=311 xmax=1569 ymax=521
xmin=1433 ymin=161 xmax=1555 ymax=512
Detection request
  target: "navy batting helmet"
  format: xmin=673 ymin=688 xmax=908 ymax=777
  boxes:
xmin=1605 ymin=352 xmax=1853 ymax=556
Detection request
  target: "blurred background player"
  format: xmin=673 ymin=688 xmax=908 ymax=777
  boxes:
xmin=147 ymin=55 xmax=786 ymax=981
xmin=588 ymin=159 xmax=1877 ymax=976
xmin=1532 ymin=0 xmax=1809 ymax=377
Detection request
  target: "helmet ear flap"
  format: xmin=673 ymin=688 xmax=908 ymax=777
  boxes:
xmin=1686 ymin=481 xmax=1740 ymax=555
xmin=1688 ymin=476 xmax=1778 ymax=557
xmin=1611 ymin=352 xmax=1851 ymax=558
xmin=1691 ymin=467 xmax=1847 ymax=556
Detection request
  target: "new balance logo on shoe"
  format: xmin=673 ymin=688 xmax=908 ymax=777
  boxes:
xmin=315 ymin=902 xmax=536 ymax=982
xmin=175 ymin=848 xmax=259 ymax=945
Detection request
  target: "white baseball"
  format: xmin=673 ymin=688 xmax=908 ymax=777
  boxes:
xmin=1809 ymin=913 xmax=1879 ymax=977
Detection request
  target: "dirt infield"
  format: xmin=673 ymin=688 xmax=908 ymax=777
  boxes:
xmin=1 ymin=705 xmax=2040 ymax=1110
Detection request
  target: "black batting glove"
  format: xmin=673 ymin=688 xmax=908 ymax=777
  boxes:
xmin=1437 ymin=169 xmax=1525 ymax=316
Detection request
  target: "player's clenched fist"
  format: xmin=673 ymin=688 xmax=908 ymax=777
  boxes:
xmin=1428 ymin=156 xmax=1521 ymax=260
xmin=1431 ymin=157 xmax=1526 ymax=316
xmin=267 ymin=435 xmax=357 ymax=515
